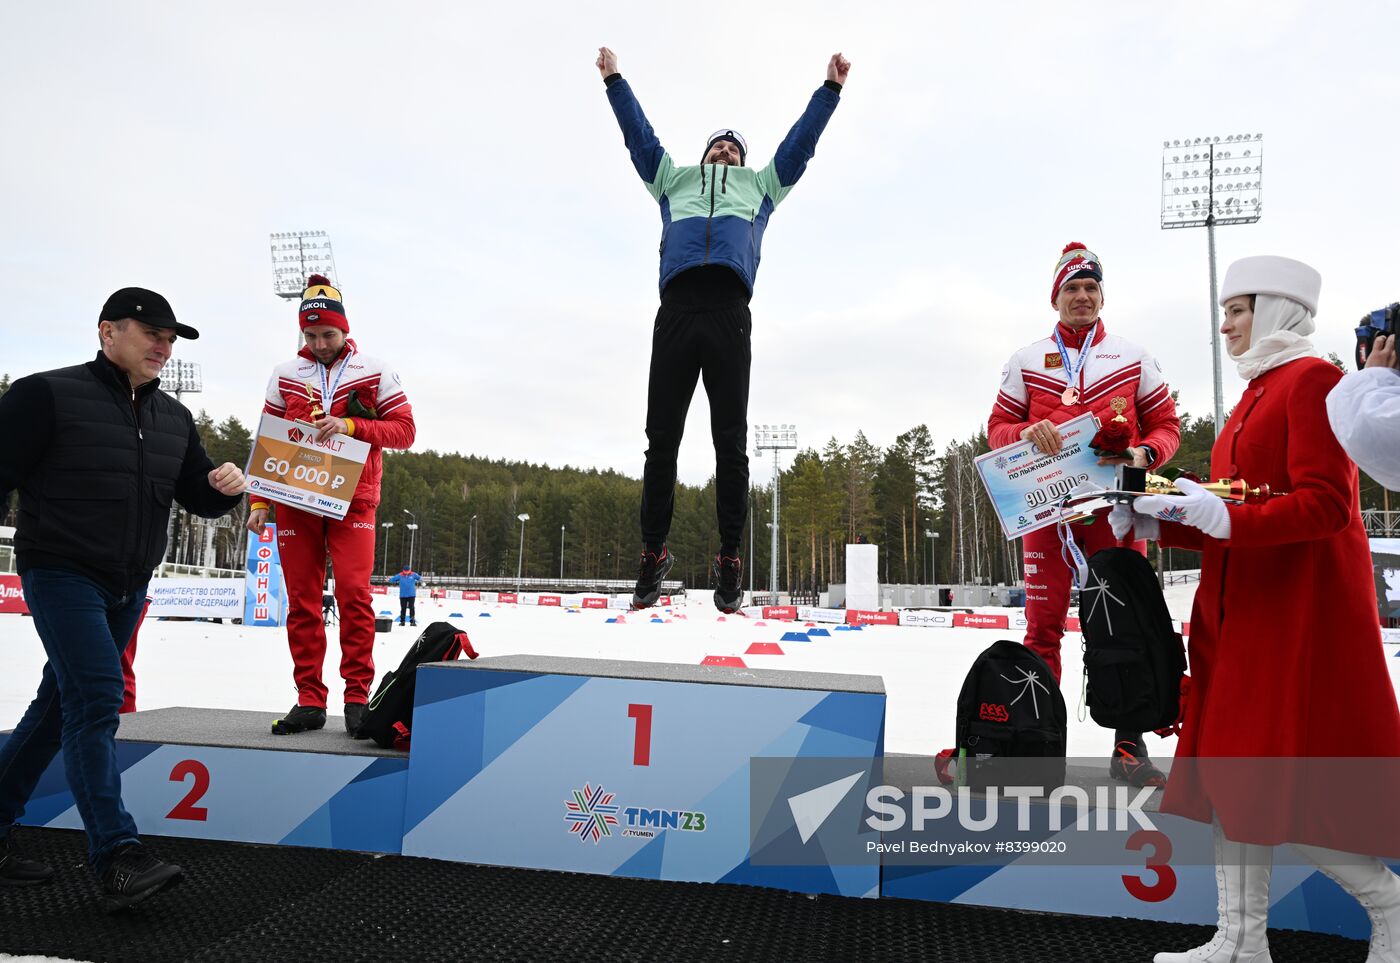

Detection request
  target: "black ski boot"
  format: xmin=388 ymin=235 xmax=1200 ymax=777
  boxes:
xmin=631 ymin=546 xmax=674 ymax=610
xmin=99 ymin=843 xmax=183 ymax=912
xmin=271 ymin=704 xmax=326 ymax=735
xmin=344 ymin=703 xmax=367 ymax=735
xmin=1110 ymin=733 xmax=1167 ymax=788
xmin=713 ymin=553 xmax=744 ymax=614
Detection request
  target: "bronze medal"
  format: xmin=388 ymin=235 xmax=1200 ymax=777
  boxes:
xmin=1061 ymin=386 xmax=1079 ymax=406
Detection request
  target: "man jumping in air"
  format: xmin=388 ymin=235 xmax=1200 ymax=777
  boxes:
xmin=598 ymin=45 xmax=850 ymax=612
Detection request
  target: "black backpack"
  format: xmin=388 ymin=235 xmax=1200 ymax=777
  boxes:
xmin=353 ymin=621 xmax=478 ymax=749
xmin=952 ymin=640 xmax=1067 ymax=791
xmin=1078 ymin=547 xmax=1187 ymax=734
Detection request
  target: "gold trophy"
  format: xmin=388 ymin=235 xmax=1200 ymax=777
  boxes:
xmin=1141 ymin=471 xmax=1281 ymax=504
xmin=303 ymin=381 xmax=325 ymax=422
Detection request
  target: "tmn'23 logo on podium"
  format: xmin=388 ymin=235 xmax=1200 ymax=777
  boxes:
xmin=563 ymin=782 xmax=708 ymax=845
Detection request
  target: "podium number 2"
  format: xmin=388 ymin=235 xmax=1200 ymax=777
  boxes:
xmin=167 ymin=759 xmax=210 ymax=821
xmin=1123 ymin=829 xmax=1176 ymax=902
xmin=627 ymin=704 xmax=652 ymax=766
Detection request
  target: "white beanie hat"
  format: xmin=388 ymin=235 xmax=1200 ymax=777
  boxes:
xmin=1219 ymin=255 xmax=1321 ymax=316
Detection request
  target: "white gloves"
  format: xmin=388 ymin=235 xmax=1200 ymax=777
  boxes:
xmin=1134 ymin=477 xmax=1232 ymax=540
xmin=1109 ymin=501 xmax=1159 ymax=541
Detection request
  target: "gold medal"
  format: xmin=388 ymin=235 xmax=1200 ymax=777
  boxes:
xmin=1061 ymin=386 xmax=1079 ymax=406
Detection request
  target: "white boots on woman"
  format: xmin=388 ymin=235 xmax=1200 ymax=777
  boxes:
xmin=1293 ymin=843 xmax=1400 ymax=963
xmin=1154 ymin=822 xmax=1273 ymax=962
xmin=1154 ymin=822 xmax=1400 ymax=962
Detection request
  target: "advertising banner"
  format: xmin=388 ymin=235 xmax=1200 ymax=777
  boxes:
xmin=1371 ymin=538 xmax=1400 ymax=624
xmin=847 ymin=609 xmax=899 ymax=626
xmin=898 ymin=610 xmax=952 ymax=628
xmin=243 ymin=525 xmax=285 ymax=627
xmin=953 ymin=613 xmax=1010 ymax=629
xmin=147 ymin=579 xmax=243 ymax=619
xmin=0 ymin=574 xmax=28 ymax=615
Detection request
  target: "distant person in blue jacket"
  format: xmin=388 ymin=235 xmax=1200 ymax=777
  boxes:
xmin=389 ymin=566 xmax=421 ymax=626
xmin=598 ymin=45 xmax=850 ymax=614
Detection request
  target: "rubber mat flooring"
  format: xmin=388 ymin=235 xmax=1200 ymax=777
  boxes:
xmin=0 ymin=827 xmax=1372 ymax=963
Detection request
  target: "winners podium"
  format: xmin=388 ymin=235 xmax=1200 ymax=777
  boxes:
xmin=1 ymin=656 xmax=886 ymax=899
xmin=0 ymin=658 xmax=1377 ymax=938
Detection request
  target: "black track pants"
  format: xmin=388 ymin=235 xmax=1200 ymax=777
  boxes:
xmin=639 ymin=298 xmax=752 ymax=549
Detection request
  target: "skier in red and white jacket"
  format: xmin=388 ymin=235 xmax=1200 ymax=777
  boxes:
xmin=246 ymin=275 xmax=415 ymax=736
xmin=987 ymin=242 xmax=1181 ymax=786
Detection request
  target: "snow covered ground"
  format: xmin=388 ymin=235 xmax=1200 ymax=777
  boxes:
xmin=0 ymin=579 xmax=1230 ymax=762
xmin=4 ymin=579 xmax=1394 ymax=761
xmin=3 ymin=585 xmax=1399 ymax=963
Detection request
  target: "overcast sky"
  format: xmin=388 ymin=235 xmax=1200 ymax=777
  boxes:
xmin=3 ymin=2 xmax=1396 ymax=484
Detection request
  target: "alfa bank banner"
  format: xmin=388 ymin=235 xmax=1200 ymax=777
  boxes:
xmin=953 ymin=613 xmax=1010 ymax=629
xmin=0 ymin=574 xmax=27 ymax=615
xmin=847 ymin=609 xmax=900 ymax=626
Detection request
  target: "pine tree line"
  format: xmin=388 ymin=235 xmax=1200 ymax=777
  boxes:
xmin=0 ymin=372 xmax=1392 ymax=588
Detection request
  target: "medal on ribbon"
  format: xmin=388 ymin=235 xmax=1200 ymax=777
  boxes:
xmin=1053 ymin=321 xmax=1097 ymax=408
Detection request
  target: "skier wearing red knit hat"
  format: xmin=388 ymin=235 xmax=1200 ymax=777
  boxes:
xmin=987 ymin=243 xmax=1181 ymax=786
xmin=247 ymin=275 xmax=416 ymax=736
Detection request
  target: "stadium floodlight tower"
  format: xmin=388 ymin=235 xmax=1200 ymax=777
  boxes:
xmin=163 ymin=360 xmax=202 ymax=401
xmin=270 ymin=231 xmax=339 ymax=351
xmin=1160 ymin=133 xmax=1263 ymax=433
xmin=753 ymin=424 xmax=797 ymax=598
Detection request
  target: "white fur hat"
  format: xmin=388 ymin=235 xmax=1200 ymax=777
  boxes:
xmin=1219 ymin=255 xmax=1321 ymax=315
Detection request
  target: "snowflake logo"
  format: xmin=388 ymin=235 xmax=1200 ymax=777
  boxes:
xmin=1155 ymin=505 xmax=1189 ymax=523
xmin=999 ymin=666 xmax=1052 ymax=720
xmin=994 ymin=456 xmax=1009 ymax=470
xmin=1082 ymin=570 xmax=1126 ymax=635
xmin=564 ymin=783 xmax=620 ymax=844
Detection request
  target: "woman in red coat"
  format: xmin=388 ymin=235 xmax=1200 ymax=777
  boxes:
xmin=1115 ymin=255 xmax=1400 ymax=963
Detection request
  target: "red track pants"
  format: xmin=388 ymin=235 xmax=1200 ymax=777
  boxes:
xmin=119 ymin=598 xmax=150 ymax=714
xmin=1021 ymin=518 xmax=1145 ymax=683
xmin=276 ymin=501 xmax=378 ymax=708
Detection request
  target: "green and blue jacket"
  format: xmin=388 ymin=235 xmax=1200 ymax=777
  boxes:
xmin=605 ymin=75 xmax=841 ymax=295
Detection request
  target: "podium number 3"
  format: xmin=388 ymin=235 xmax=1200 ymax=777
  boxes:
xmin=627 ymin=704 xmax=652 ymax=766
xmin=1123 ymin=829 xmax=1176 ymax=901
xmin=168 ymin=759 xmax=210 ymax=821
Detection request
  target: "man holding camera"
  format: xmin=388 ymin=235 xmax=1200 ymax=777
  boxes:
xmin=1328 ymin=328 xmax=1399 ymax=491
xmin=988 ymin=242 xmax=1181 ymax=786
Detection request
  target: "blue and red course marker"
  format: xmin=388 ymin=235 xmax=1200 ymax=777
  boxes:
xmin=745 ymin=642 xmax=784 ymax=656
xmin=701 ymin=655 xmax=747 ymax=667
xmin=780 ymin=631 xmax=810 ymax=643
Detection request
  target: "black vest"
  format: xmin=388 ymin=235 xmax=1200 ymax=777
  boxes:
xmin=16 ymin=354 xmax=197 ymax=597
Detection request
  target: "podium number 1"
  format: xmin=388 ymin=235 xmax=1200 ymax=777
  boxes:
xmin=627 ymin=703 xmax=652 ymax=766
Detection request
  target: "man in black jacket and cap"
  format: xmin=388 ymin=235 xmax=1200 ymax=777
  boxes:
xmin=0 ymin=287 xmax=246 ymax=911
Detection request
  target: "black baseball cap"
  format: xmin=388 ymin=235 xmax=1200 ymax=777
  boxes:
xmin=100 ymin=287 xmax=199 ymax=340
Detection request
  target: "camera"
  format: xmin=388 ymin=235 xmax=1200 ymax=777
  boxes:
xmin=1355 ymin=303 xmax=1399 ymax=369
